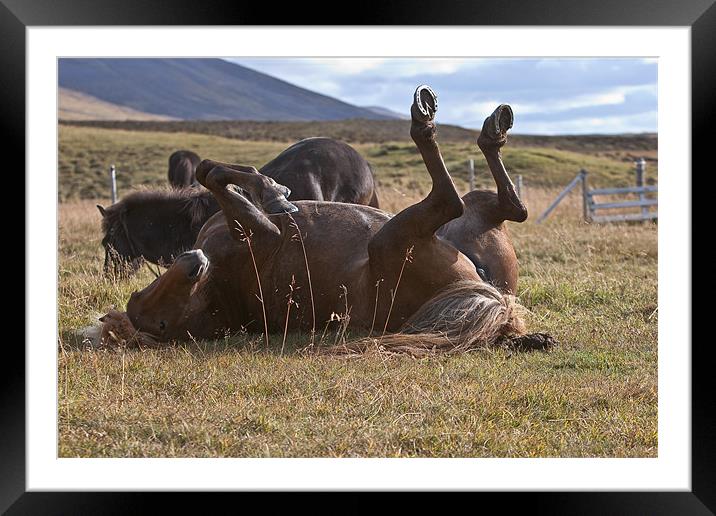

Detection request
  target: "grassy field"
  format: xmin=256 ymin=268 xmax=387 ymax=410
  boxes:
xmin=59 ymin=124 xmax=657 ymax=201
xmin=58 ymin=124 xmax=658 ymax=458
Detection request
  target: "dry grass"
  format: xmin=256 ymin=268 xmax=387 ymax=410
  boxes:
xmin=57 ymin=125 xmax=657 ymax=457
xmin=58 ymin=193 xmax=657 ymax=457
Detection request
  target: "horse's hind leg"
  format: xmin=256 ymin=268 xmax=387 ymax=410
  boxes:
xmin=367 ymin=86 xmax=472 ymax=322
xmin=196 ymin=160 xmax=297 ymax=250
xmin=477 ymin=105 xmax=528 ymax=222
xmin=370 ymin=85 xmax=464 ymax=250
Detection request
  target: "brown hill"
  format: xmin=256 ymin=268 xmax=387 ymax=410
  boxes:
xmin=59 ymin=88 xmax=177 ymax=121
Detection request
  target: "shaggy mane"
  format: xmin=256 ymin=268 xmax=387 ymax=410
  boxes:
xmin=321 ymin=280 xmax=529 ymax=357
xmin=101 ymin=187 xmax=216 ymax=235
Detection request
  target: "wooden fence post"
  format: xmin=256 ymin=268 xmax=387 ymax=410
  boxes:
xmin=516 ymin=174 xmax=523 ymax=200
xmin=635 ymin=158 xmax=647 ymax=218
xmin=580 ymin=169 xmax=590 ymax=222
xmin=468 ymin=159 xmax=475 ymax=191
xmin=109 ymin=164 xmax=117 ymax=204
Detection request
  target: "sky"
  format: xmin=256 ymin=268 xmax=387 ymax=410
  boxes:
xmin=227 ymin=58 xmax=657 ymax=135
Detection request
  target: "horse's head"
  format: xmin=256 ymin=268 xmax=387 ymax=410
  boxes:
xmin=98 ymin=204 xmax=143 ymax=277
xmin=126 ymin=249 xmax=209 ymax=340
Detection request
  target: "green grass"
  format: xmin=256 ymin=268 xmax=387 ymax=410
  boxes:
xmin=58 ymin=125 xmax=657 ymax=457
xmin=59 ymin=125 xmax=657 ymax=201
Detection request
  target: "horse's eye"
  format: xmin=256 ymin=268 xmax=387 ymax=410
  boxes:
xmin=159 ymin=321 xmax=166 ymax=332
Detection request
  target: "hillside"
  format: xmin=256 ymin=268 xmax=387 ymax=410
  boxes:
xmin=59 ymin=88 xmax=177 ymax=121
xmin=58 ymin=124 xmax=658 ymax=202
xmin=364 ymin=105 xmax=410 ymax=120
xmin=58 ymin=58 xmax=394 ymax=121
xmin=59 ymin=119 xmax=658 ymax=153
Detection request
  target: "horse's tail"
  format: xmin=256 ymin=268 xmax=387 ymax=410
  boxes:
xmin=321 ymin=280 xmax=528 ymax=357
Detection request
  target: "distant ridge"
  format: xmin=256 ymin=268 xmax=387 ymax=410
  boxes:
xmin=363 ymin=105 xmax=410 ymax=120
xmin=58 ymin=58 xmax=397 ymax=122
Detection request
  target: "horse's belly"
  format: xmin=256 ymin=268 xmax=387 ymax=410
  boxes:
xmin=263 ymin=202 xmax=390 ymax=329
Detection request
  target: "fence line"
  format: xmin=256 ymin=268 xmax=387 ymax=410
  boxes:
xmin=583 ymin=158 xmax=657 ymax=223
xmin=538 ymin=160 xmax=657 ymax=224
xmin=536 ymin=169 xmax=586 ymax=223
xmin=588 ymin=185 xmax=658 ymax=196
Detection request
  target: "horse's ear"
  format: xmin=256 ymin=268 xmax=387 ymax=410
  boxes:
xmin=97 ymin=204 xmax=107 ymax=217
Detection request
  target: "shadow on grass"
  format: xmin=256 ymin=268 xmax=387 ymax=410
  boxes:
xmin=58 ymin=325 xmax=372 ymax=357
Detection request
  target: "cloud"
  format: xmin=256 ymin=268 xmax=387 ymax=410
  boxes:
xmin=517 ymin=111 xmax=657 ymax=135
xmin=305 ymin=58 xmax=388 ymax=74
xmin=227 ymin=57 xmax=657 ymax=134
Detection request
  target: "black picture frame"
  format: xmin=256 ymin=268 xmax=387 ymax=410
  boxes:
xmin=5 ymin=0 xmax=710 ymax=512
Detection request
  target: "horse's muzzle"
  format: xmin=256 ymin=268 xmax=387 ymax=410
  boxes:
xmin=176 ymin=249 xmax=209 ymax=282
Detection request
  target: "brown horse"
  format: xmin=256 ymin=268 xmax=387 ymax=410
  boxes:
xmin=168 ymin=150 xmax=201 ymax=188
xmin=104 ymin=86 xmax=553 ymax=354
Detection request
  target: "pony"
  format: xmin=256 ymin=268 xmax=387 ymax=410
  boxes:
xmin=101 ymin=85 xmax=554 ymax=355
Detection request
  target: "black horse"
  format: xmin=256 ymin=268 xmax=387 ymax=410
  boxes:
xmin=263 ymin=137 xmax=379 ymax=207
xmin=168 ymin=150 xmax=201 ymax=188
xmin=98 ymin=138 xmax=380 ymax=276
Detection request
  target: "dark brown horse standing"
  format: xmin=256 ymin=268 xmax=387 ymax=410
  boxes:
xmin=168 ymin=150 xmax=201 ymax=188
xmin=263 ymin=137 xmax=379 ymax=207
xmin=102 ymin=85 xmax=553 ymax=355
xmin=99 ymin=138 xmax=380 ymax=275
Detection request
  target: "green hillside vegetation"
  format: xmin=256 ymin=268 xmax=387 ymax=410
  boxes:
xmin=58 ymin=125 xmax=658 ymax=202
xmin=61 ymin=119 xmax=658 ymax=150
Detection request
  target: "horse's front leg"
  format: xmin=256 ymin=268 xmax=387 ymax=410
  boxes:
xmin=196 ymin=160 xmax=297 ymax=252
xmin=477 ymin=104 xmax=528 ymax=222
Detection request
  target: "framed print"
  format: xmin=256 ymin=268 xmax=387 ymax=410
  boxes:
xmin=5 ymin=0 xmax=712 ymax=511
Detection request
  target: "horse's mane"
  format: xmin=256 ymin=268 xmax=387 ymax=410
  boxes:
xmin=321 ymin=280 xmax=528 ymax=357
xmin=101 ymin=186 xmax=216 ymax=235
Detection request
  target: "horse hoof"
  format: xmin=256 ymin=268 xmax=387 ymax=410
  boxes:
xmin=267 ymin=178 xmax=292 ymax=199
xmin=479 ymin=104 xmax=513 ymax=146
xmin=411 ymin=85 xmax=438 ymax=124
xmin=509 ymin=332 xmax=557 ymax=351
xmin=263 ymin=196 xmax=299 ymax=215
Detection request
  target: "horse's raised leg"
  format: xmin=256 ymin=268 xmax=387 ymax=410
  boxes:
xmin=370 ymin=85 xmax=464 ymax=249
xmin=367 ymin=86 xmax=477 ymax=330
xmin=195 ymin=160 xmax=297 ymax=250
xmin=477 ymin=104 xmax=528 ymax=222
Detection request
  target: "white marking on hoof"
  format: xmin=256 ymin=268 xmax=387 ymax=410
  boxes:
xmin=414 ymin=84 xmax=438 ymax=117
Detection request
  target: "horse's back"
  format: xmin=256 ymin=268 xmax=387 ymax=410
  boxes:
xmin=261 ymin=138 xmax=377 ymax=205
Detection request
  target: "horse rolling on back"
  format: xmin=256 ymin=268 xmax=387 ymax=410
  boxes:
xmin=99 ymin=85 xmax=556 ymax=355
xmin=99 ymin=139 xmax=380 ymax=276
xmin=168 ymin=150 xmax=201 ymax=188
